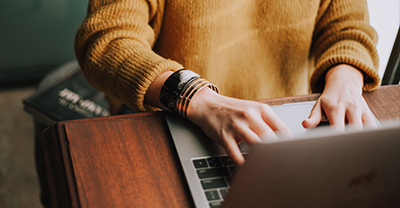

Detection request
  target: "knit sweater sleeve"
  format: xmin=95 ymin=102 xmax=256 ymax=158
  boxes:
xmin=74 ymin=0 xmax=183 ymax=112
xmin=310 ymin=0 xmax=380 ymax=93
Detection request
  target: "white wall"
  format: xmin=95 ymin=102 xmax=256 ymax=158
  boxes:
xmin=367 ymin=0 xmax=400 ymax=78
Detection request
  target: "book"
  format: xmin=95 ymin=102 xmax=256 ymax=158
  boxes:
xmin=23 ymin=60 xmax=111 ymax=126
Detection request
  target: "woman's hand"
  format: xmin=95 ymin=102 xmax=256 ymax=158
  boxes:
xmin=302 ymin=64 xmax=377 ymax=130
xmin=144 ymin=70 xmax=290 ymax=166
xmin=187 ymin=88 xmax=292 ymax=166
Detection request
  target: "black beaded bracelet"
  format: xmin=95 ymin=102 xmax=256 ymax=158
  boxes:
xmin=159 ymin=69 xmax=219 ymax=117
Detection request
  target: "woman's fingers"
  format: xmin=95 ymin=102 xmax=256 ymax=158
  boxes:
xmin=223 ymin=135 xmax=245 ymax=166
xmin=359 ymin=99 xmax=378 ymax=128
xmin=345 ymin=104 xmax=363 ymax=130
xmin=187 ymin=91 xmax=292 ymax=165
xmin=258 ymin=128 xmax=279 ymax=143
xmin=232 ymin=120 xmax=264 ymax=145
xmin=362 ymin=110 xmax=378 ymax=128
xmin=302 ymin=99 xmax=323 ymax=129
xmin=260 ymin=105 xmax=292 ymax=138
xmin=327 ymin=110 xmax=346 ymax=131
xmin=223 ymin=113 xmax=279 ymax=165
xmin=304 ymin=88 xmax=375 ymax=131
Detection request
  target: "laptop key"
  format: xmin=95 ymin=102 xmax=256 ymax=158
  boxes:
xmin=221 ymin=156 xmax=234 ymax=166
xmin=205 ymin=190 xmax=220 ymax=201
xmin=209 ymin=202 xmax=221 ymax=208
xmin=193 ymin=159 xmax=209 ymax=169
xmin=225 ymin=177 xmax=233 ymax=186
xmin=219 ymin=189 xmax=228 ymax=199
xmin=201 ymin=178 xmax=228 ymax=190
xmin=207 ymin=157 xmax=223 ymax=167
xmin=228 ymin=165 xmax=237 ymax=175
xmin=197 ymin=167 xmax=230 ymax=179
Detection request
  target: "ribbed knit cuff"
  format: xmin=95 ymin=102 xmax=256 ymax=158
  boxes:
xmin=115 ymin=49 xmax=183 ymax=112
xmin=310 ymin=40 xmax=381 ymax=93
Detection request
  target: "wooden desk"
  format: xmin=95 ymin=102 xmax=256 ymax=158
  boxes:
xmin=42 ymin=85 xmax=400 ymax=208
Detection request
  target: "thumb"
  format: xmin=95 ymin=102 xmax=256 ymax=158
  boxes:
xmin=302 ymin=100 xmax=322 ymax=129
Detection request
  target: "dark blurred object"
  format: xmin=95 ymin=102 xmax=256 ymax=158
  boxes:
xmin=0 ymin=0 xmax=89 ymax=87
xmin=382 ymin=27 xmax=400 ymax=85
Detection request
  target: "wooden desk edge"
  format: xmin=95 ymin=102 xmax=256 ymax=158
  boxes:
xmin=42 ymin=123 xmax=81 ymax=208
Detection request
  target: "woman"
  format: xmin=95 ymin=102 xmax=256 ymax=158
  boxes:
xmin=75 ymin=0 xmax=380 ymax=165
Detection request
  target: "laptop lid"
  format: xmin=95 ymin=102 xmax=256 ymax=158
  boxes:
xmin=222 ymin=121 xmax=400 ymax=208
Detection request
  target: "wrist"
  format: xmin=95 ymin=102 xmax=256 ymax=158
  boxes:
xmin=159 ymin=69 xmax=219 ymax=117
xmin=325 ymin=64 xmax=364 ymax=91
xmin=144 ymin=70 xmax=174 ymax=111
xmin=186 ymin=87 xmax=221 ymax=121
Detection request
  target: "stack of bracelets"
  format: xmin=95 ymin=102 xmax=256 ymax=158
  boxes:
xmin=160 ymin=69 xmax=219 ymax=118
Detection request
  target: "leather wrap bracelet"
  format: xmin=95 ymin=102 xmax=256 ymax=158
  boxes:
xmin=160 ymin=69 xmax=219 ymax=117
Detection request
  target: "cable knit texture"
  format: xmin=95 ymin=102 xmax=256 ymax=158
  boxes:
xmin=75 ymin=0 xmax=380 ymax=112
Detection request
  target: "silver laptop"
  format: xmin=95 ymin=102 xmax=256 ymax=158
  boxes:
xmin=222 ymin=121 xmax=400 ymax=208
xmin=166 ymin=102 xmax=400 ymax=208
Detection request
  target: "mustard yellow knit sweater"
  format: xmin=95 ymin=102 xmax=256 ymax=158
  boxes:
xmin=75 ymin=0 xmax=380 ymax=112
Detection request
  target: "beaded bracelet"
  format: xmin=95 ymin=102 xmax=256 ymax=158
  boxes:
xmin=160 ymin=69 xmax=219 ymax=117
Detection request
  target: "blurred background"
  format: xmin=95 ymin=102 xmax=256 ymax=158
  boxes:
xmin=0 ymin=0 xmax=88 ymax=207
xmin=0 ymin=0 xmax=398 ymax=207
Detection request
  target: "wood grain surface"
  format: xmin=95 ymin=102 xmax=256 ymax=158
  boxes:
xmin=63 ymin=113 xmax=194 ymax=207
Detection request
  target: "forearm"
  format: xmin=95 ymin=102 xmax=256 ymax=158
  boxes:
xmin=310 ymin=0 xmax=380 ymax=93
xmin=144 ymin=71 xmax=174 ymax=111
xmin=75 ymin=0 xmax=183 ymax=112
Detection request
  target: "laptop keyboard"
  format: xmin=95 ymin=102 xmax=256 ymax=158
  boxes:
xmin=192 ymin=154 xmax=247 ymax=208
